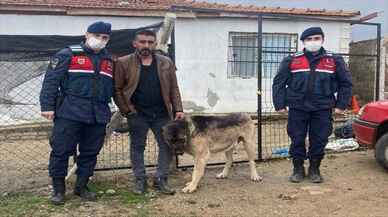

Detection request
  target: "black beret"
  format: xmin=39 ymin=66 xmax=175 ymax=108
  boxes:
xmin=87 ymin=21 xmax=112 ymax=35
xmin=300 ymin=27 xmax=324 ymax=41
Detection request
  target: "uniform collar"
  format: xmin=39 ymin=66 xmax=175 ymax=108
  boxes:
xmin=303 ymin=47 xmax=326 ymax=56
xmin=304 ymin=47 xmax=327 ymax=62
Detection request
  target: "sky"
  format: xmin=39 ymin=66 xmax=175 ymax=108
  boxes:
xmin=205 ymin=0 xmax=387 ymax=41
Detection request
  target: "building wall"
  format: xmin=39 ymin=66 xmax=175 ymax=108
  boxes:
xmin=349 ymin=37 xmax=387 ymax=104
xmin=174 ymin=18 xmax=349 ymax=113
xmin=0 ymin=14 xmax=350 ymax=119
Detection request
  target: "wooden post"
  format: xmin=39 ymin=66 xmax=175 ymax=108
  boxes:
xmin=156 ymin=12 xmax=177 ymax=53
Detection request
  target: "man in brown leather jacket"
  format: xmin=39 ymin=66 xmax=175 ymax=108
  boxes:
xmin=114 ymin=29 xmax=184 ymax=195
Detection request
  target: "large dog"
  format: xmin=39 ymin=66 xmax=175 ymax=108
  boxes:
xmin=162 ymin=113 xmax=262 ymax=193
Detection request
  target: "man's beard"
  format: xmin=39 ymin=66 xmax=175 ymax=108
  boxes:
xmin=138 ymin=48 xmax=152 ymax=57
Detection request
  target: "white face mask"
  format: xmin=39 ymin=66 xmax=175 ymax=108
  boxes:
xmin=86 ymin=37 xmax=107 ymax=51
xmin=304 ymin=40 xmax=323 ymax=52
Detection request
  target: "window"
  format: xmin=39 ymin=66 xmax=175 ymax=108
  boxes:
xmin=227 ymin=32 xmax=298 ymax=79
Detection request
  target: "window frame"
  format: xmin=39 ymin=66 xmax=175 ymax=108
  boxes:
xmin=227 ymin=32 xmax=298 ymax=79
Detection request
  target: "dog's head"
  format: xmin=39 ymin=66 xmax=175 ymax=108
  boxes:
xmin=162 ymin=119 xmax=190 ymax=155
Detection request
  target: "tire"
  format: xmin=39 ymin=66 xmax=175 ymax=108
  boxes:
xmin=375 ymin=133 xmax=388 ymax=170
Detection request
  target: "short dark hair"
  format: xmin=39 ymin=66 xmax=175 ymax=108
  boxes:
xmin=135 ymin=29 xmax=157 ymax=39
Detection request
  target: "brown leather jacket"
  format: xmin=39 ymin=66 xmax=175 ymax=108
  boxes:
xmin=113 ymin=53 xmax=183 ymax=119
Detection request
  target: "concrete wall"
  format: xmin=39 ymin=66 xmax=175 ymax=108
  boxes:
xmin=0 ymin=14 xmax=350 ymax=122
xmin=175 ymin=18 xmax=349 ymax=113
xmin=349 ymin=37 xmax=387 ymax=104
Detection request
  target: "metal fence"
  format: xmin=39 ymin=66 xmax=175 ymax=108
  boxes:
xmin=0 ymin=12 xmax=382 ymax=192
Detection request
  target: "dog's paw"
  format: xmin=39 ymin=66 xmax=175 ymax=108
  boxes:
xmin=182 ymin=183 xmax=197 ymax=193
xmin=216 ymin=172 xmax=228 ymax=179
xmin=185 ymin=182 xmax=192 ymax=186
xmin=251 ymin=174 xmax=263 ymax=182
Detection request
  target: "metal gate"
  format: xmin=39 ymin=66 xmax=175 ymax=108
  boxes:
xmin=0 ymin=8 xmax=382 ymax=192
xmin=170 ymin=6 xmax=382 ymax=168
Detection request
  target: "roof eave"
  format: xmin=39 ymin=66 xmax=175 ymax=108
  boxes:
xmin=0 ymin=4 xmax=360 ymax=20
xmin=0 ymin=5 xmax=198 ymax=18
xmin=0 ymin=5 xmax=67 ymax=15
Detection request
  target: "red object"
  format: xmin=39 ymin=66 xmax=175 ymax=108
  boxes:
xmin=290 ymin=55 xmax=336 ymax=74
xmin=351 ymin=96 xmax=360 ymax=114
xmin=352 ymin=120 xmax=377 ymax=147
xmin=359 ymin=12 xmax=379 ymax=22
xmin=353 ymin=100 xmax=388 ymax=148
xmin=69 ymin=55 xmax=113 ymax=78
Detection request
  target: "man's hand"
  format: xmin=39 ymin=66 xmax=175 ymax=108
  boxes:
xmin=175 ymin=112 xmax=185 ymax=120
xmin=277 ymin=108 xmax=287 ymax=113
xmin=334 ymin=108 xmax=345 ymax=115
xmin=125 ymin=111 xmax=137 ymax=119
xmin=41 ymin=111 xmax=55 ymax=120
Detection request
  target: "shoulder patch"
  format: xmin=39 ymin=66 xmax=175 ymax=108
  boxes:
xmin=48 ymin=57 xmax=60 ymax=70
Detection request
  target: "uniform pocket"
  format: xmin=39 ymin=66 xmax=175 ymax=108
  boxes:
xmin=97 ymin=76 xmax=114 ymax=103
xmin=67 ymin=74 xmax=92 ymax=97
xmin=49 ymin=122 xmax=67 ymax=153
xmin=290 ymin=72 xmax=307 ymax=93
xmin=316 ymin=72 xmax=334 ymax=96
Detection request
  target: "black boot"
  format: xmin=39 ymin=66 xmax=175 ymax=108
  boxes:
xmin=289 ymin=158 xmax=305 ymax=183
xmin=50 ymin=177 xmax=65 ymax=205
xmin=73 ymin=176 xmax=97 ymax=201
xmin=153 ymin=177 xmax=175 ymax=195
xmin=132 ymin=177 xmax=147 ymax=195
xmin=308 ymin=158 xmax=323 ymax=183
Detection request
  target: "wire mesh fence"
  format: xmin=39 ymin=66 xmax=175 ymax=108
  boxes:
xmin=0 ymin=19 xmax=381 ymax=193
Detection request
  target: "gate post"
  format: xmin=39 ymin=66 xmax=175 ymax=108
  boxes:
xmin=257 ymin=14 xmax=263 ymax=160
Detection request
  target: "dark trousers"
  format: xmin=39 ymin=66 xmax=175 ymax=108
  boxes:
xmin=48 ymin=118 xmax=106 ymax=178
xmin=287 ymin=108 xmax=333 ymax=160
xmin=128 ymin=114 xmax=171 ymax=179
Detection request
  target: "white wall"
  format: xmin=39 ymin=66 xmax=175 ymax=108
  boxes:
xmin=0 ymin=14 xmax=350 ymax=120
xmin=175 ymin=17 xmax=350 ymax=113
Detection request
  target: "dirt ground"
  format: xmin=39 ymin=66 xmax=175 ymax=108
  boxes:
xmin=4 ymin=150 xmax=388 ymax=217
xmin=145 ymin=150 xmax=388 ymax=217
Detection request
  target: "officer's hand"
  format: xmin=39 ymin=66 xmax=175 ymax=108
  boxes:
xmin=41 ymin=111 xmax=55 ymax=120
xmin=277 ymin=108 xmax=287 ymax=113
xmin=334 ymin=108 xmax=345 ymax=115
xmin=175 ymin=112 xmax=185 ymax=120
